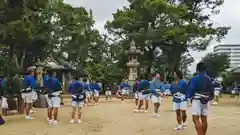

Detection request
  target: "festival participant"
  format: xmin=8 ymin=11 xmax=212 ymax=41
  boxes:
xmin=0 ymin=77 xmax=6 ymax=125
xmin=120 ymin=79 xmax=130 ymax=101
xmin=45 ymin=71 xmax=62 ymax=124
xmin=163 ymin=82 xmax=171 ymax=99
xmin=150 ymin=73 xmax=165 ymax=118
xmin=21 ymin=68 xmax=37 ymax=120
xmin=105 ymin=83 xmax=112 ymax=100
xmin=69 ymin=77 xmax=85 ymax=124
xmin=134 ymin=79 xmax=150 ymax=112
xmin=133 ymin=78 xmax=140 ymax=108
xmin=83 ymin=79 xmax=92 ymax=105
xmin=231 ymin=81 xmax=238 ymax=100
xmin=212 ymin=79 xmax=221 ymax=105
xmin=187 ymin=62 xmax=214 ymax=135
xmin=42 ymin=71 xmax=51 ymax=120
xmin=91 ymin=79 xmax=100 ymax=104
xmin=171 ymin=70 xmax=188 ymax=130
xmin=115 ymin=83 xmax=123 ymax=100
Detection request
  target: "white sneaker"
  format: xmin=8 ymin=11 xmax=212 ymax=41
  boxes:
xmin=53 ymin=120 xmax=60 ymax=124
xmin=144 ymin=110 xmax=148 ymax=113
xmin=174 ymin=125 xmax=183 ymax=130
xmin=152 ymin=113 xmax=160 ymax=118
xmin=48 ymin=119 xmax=53 ymax=124
xmin=77 ymin=119 xmax=82 ymax=124
xmin=69 ymin=119 xmax=75 ymax=124
xmin=25 ymin=116 xmax=34 ymax=120
xmin=134 ymin=109 xmax=140 ymax=112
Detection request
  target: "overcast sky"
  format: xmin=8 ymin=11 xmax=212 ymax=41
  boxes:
xmin=64 ymin=0 xmax=240 ymax=72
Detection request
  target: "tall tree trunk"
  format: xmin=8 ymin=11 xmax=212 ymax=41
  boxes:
xmin=144 ymin=49 xmax=154 ymax=79
xmin=8 ymin=44 xmax=15 ymax=62
xmin=20 ymin=49 xmax=26 ymax=68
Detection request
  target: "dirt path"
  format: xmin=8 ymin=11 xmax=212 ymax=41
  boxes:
xmin=1 ymin=97 xmax=240 ymax=135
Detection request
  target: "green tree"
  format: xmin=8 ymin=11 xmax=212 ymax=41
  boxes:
xmin=179 ymin=53 xmax=194 ymax=76
xmin=106 ymin=0 xmax=230 ymax=76
xmin=201 ymin=52 xmax=230 ymax=78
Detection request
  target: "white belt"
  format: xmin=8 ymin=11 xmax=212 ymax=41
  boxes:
xmin=52 ymin=91 xmax=61 ymax=96
xmin=156 ymin=89 xmax=161 ymax=92
xmin=173 ymin=92 xmax=185 ymax=100
xmin=194 ymin=93 xmax=209 ymax=98
xmin=20 ymin=87 xmax=32 ymax=92
xmin=72 ymin=95 xmax=84 ymax=98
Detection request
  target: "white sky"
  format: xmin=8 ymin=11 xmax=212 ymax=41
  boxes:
xmin=64 ymin=0 xmax=240 ymax=72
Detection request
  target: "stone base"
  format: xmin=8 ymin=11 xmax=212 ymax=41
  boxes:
xmin=2 ymin=96 xmax=19 ymax=116
xmin=33 ymin=94 xmax=48 ymax=108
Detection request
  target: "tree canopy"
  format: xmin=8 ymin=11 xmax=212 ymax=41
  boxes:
xmin=105 ymin=0 xmax=230 ymax=78
xmin=201 ymin=52 xmax=230 ymax=78
xmin=0 ymin=0 xmax=230 ymax=82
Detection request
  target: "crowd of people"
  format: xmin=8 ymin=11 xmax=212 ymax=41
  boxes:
xmin=0 ymin=62 xmax=238 ymax=135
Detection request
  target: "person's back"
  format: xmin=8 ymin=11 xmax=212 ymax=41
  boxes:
xmin=192 ymin=74 xmax=214 ymax=97
xmin=188 ymin=62 xmax=214 ymax=135
xmin=0 ymin=78 xmax=5 ymax=98
xmin=72 ymin=81 xmax=85 ymax=101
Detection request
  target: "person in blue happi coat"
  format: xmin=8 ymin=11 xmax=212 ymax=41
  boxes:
xmin=212 ymin=79 xmax=221 ymax=104
xmin=21 ymin=68 xmax=37 ymax=120
xmin=119 ymin=79 xmax=130 ymax=101
xmin=91 ymin=79 xmax=100 ymax=104
xmin=69 ymin=76 xmax=85 ymax=124
xmin=105 ymin=82 xmax=112 ymax=101
xmin=0 ymin=76 xmax=6 ymax=125
xmin=82 ymin=78 xmax=92 ymax=106
xmin=134 ymin=78 xmax=150 ymax=113
xmin=163 ymin=82 xmax=171 ymax=99
xmin=187 ymin=62 xmax=214 ymax=135
xmin=133 ymin=78 xmax=140 ymax=107
xmin=171 ymin=70 xmax=188 ymax=130
xmin=44 ymin=71 xmax=62 ymax=124
xmin=150 ymin=73 xmax=165 ymax=118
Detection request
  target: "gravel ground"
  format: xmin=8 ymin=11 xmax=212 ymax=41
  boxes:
xmin=1 ymin=96 xmax=240 ymax=135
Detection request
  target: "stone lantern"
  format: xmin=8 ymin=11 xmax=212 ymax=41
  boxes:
xmin=34 ymin=58 xmax=45 ymax=87
xmin=126 ymin=41 xmax=142 ymax=89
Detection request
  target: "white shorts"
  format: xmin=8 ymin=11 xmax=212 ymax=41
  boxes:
xmin=45 ymin=94 xmax=61 ymax=108
xmin=72 ymin=101 xmax=84 ymax=107
xmin=192 ymin=99 xmax=209 ymax=116
xmin=232 ymin=90 xmax=236 ymax=94
xmin=105 ymin=90 xmax=112 ymax=96
xmin=151 ymin=95 xmax=161 ymax=103
xmin=173 ymin=101 xmax=187 ymax=111
xmin=134 ymin=92 xmax=139 ymax=99
xmin=121 ymin=89 xmax=129 ymax=95
xmin=94 ymin=90 xmax=99 ymax=97
xmin=214 ymin=90 xmax=220 ymax=96
xmin=164 ymin=90 xmax=171 ymax=95
xmin=138 ymin=92 xmax=149 ymax=100
xmin=32 ymin=91 xmax=38 ymax=101
xmin=21 ymin=92 xmax=33 ymax=103
xmin=0 ymin=99 xmax=2 ymax=110
xmin=85 ymin=91 xmax=91 ymax=98
xmin=89 ymin=91 xmax=94 ymax=96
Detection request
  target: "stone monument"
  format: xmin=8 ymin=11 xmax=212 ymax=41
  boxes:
xmin=126 ymin=41 xmax=141 ymax=93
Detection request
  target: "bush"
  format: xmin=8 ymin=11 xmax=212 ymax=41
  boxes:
xmin=5 ymin=76 xmax=23 ymax=96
